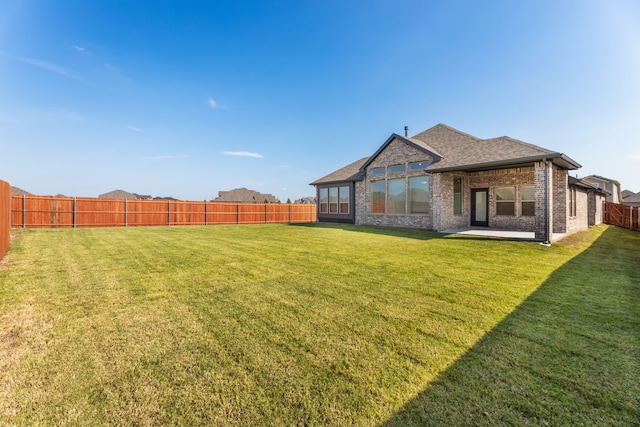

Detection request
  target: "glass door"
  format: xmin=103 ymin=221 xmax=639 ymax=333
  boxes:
xmin=471 ymin=188 xmax=489 ymax=227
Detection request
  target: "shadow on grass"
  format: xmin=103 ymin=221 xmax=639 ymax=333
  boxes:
xmin=290 ymin=222 xmax=494 ymax=242
xmin=383 ymin=226 xmax=640 ymax=426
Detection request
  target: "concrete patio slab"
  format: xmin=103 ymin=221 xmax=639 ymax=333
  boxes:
xmin=440 ymin=228 xmax=567 ymax=242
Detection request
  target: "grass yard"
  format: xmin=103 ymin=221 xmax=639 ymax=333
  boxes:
xmin=0 ymin=223 xmax=638 ymax=425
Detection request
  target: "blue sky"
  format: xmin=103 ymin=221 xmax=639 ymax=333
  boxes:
xmin=1 ymin=0 xmax=639 ymax=200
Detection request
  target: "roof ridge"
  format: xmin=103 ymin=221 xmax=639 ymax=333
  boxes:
xmin=422 ymin=123 xmax=481 ymax=141
xmin=483 ymin=135 xmax=555 ymax=154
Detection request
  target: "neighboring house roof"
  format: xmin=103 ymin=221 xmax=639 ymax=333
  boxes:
xmin=581 ymin=174 xmax=622 ymax=201
xmin=310 ymin=157 xmax=369 ymax=185
xmin=295 ymin=197 xmax=317 ymax=204
xmin=11 ymin=186 xmax=30 ymax=195
xmin=622 ymin=192 xmax=640 ymax=203
xmin=214 ymin=187 xmax=278 ymax=203
xmin=622 ymin=189 xmax=635 ymax=199
xmin=568 ymin=176 xmax=609 ymax=194
xmin=410 ymin=124 xmax=581 ymax=172
xmin=98 ymin=189 xmax=138 ymax=199
xmin=582 ymin=175 xmax=621 ymax=186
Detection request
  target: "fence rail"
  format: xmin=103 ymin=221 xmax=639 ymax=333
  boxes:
xmin=604 ymin=201 xmax=639 ymax=231
xmin=11 ymin=195 xmax=316 ymax=228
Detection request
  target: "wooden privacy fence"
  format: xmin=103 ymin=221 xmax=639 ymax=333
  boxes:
xmin=0 ymin=180 xmax=10 ymax=258
xmin=11 ymin=195 xmax=316 ymax=228
xmin=604 ymin=201 xmax=639 ymax=231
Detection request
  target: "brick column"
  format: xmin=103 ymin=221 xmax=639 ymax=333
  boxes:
xmin=534 ymin=160 xmax=553 ymax=242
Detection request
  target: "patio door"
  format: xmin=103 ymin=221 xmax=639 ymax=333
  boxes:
xmin=471 ymin=188 xmax=489 ymax=227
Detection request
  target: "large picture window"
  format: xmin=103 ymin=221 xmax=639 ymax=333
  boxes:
xmin=371 ymin=181 xmax=386 ymax=214
xmin=388 ymin=179 xmax=406 ymax=214
xmin=521 ymin=185 xmax=535 ymax=216
xmin=339 ymin=186 xmax=349 ymax=214
xmin=496 ymin=186 xmax=515 ymax=215
xmin=409 ymin=177 xmax=429 ymax=213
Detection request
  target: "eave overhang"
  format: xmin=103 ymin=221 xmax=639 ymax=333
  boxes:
xmin=427 ymin=152 xmax=581 ymax=173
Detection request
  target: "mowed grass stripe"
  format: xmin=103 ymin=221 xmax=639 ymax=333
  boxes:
xmin=0 ymin=224 xmax=637 ymax=425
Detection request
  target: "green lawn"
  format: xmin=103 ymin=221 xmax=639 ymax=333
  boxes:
xmin=0 ymin=224 xmax=638 ymax=425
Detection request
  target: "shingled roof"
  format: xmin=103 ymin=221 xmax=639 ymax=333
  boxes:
xmin=311 ymin=124 xmax=581 ymax=186
xmin=310 ymin=157 xmax=369 ymax=185
xmin=410 ymin=124 xmax=581 ymax=171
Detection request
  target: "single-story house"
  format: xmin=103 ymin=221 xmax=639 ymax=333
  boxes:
xmin=311 ymin=124 xmax=606 ymax=242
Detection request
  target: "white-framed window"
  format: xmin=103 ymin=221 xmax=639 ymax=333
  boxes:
xmin=319 ymin=185 xmax=350 ymax=215
xmin=521 ymin=186 xmax=535 ymax=216
xmin=496 ymin=186 xmax=515 ymax=215
xmin=339 ymin=186 xmax=349 ymax=214
xmin=319 ymin=188 xmax=328 ymax=213
xmin=329 ymin=187 xmax=338 ymax=213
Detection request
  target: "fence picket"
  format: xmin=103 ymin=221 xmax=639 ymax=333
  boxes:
xmin=604 ymin=201 xmax=639 ymax=231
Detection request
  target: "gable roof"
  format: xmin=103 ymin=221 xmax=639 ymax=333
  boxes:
xmin=622 ymin=189 xmax=635 ymax=199
xmin=411 ymin=124 xmax=581 ymax=171
xmin=360 ymin=134 xmax=443 ymax=171
xmin=310 ymin=157 xmax=369 ymax=185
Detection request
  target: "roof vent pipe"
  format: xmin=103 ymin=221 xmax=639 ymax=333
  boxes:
xmin=404 ymin=126 xmax=409 ymax=137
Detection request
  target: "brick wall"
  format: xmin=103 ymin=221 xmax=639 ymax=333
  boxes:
xmin=566 ymin=186 xmax=589 ymax=235
xmin=553 ymin=168 xmax=568 ymax=233
xmin=465 ymin=167 xmax=537 ymax=231
xmin=589 ymin=192 xmax=605 ymax=226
